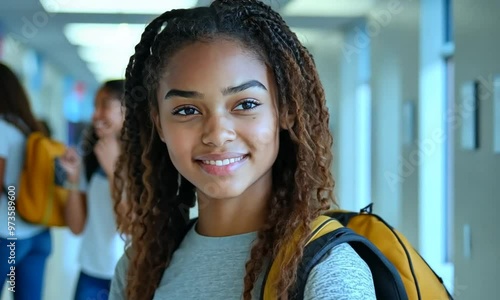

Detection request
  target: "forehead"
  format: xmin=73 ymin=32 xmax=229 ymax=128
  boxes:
xmin=95 ymin=88 xmax=120 ymax=104
xmin=159 ymin=39 xmax=270 ymax=91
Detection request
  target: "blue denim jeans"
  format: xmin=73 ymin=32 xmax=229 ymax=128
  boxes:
xmin=74 ymin=271 xmax=111 ymax=300
xmin=0 ymin=229 xmax=52 ymax=300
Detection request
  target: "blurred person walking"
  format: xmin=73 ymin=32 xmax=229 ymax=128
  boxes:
xmin=60 ymin=80 xmax=126 ymax=300
xmin=0 ymin=62 xmax=52 ymax=300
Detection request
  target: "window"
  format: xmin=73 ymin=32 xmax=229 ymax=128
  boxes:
xmin=443 ymin=0 xmax=455 ymax=265
xmin=419 ymin=0 xmax=454 ymax=293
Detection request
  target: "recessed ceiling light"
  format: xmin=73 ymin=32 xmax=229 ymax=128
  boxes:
xmin=40 ymin=0 xmax=198 ymax=14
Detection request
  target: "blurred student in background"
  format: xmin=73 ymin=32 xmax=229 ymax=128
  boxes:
xmin=60 ymin=80 xmax=126 ymax=300
xmin=0 ymin=62 xmax=51 ymax=300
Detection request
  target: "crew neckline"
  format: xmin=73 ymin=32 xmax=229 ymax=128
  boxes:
xmin=181 ymin=222 xmax=258 ymax=250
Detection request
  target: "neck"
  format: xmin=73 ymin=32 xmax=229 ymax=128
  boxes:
xmin=196 ymin=172 xmax=272 ymax=237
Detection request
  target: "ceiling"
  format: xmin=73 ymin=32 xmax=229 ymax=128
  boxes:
xmin=0 ymin=0 xmax=364 ymax=90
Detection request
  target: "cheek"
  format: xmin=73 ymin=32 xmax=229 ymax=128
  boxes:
xmin=162 ymin=125 xmax=195 ymax=161
xmin=254 ymin=126 xmax=277 ymax=147
xmin=107 ymin=109 xmax=124 ymax=125
xmin=242 ymin=117 xmax=279 ymax=149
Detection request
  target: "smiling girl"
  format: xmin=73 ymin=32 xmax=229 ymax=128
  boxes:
xmin=60 ymin=80 xmax=126 ymax=300
xmin=109 ymin=1 xmax=376 ymax=299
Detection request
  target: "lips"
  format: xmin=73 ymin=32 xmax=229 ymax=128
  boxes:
xmin=195 ymin=153 xmax=248 ymax=176
xmin=94 ymin=120 xmax=109 ymax=130
xmin=200 ymin=155 xmax=245 ymax=166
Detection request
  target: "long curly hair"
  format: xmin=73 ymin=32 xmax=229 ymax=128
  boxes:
xmin=113 ymin=1 xmax=335 ymax=299
xmin=0 ymin=62 xmax=44 ymax=135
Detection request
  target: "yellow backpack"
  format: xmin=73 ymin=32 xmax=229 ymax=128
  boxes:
xmin=262 ymin=204 xmax=453 ymax=300
xmin=16 ymin=132 xmax=69 ymax=226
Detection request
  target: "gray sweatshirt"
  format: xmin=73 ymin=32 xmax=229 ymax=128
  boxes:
xmin=109 ymin=224 xmax=376 ymax=300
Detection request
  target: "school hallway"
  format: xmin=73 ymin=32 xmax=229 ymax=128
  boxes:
xmin=1 ymin=0 xmax=499 ymax=299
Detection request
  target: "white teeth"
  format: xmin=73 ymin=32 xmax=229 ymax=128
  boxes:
xmin=94 ymin=121 xmax=108 ymax=129
xmin=202 ymin=156 xmax=244 ymax=166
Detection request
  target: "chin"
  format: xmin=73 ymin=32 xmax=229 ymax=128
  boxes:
xmin=198 ymin=181 xmax=246 ymax=200
xmin=94 ymin=131 xmax=104 ymax=139
xmin=95 ymin=129 xmax=115 ymax=139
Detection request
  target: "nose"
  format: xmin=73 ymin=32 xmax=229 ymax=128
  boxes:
xmin=201 ymin=113 xmax=236 ymax=147
xmin=92 ymin=107 xmax=103 ymax=122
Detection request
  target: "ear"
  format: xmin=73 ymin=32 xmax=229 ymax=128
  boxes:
xmin=279 ymin=112 xmax=295 ymax=130
xmin=151 ymin=110 xmax=165 ymax=142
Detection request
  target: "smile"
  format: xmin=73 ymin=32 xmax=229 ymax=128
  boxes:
xmin=197 ymin=155 xmax=248 ymax=176
xmin=201 ymin=156 xmax=245 ymax=166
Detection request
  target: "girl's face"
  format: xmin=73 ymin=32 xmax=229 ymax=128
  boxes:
xmin=154 ymin=39 xmax=280 ymax=200
xmin=92 ymin=88 xmax=124 ymax=139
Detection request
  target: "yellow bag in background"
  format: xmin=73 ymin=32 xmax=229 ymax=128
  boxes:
xmin=17 ymin=132 xmax=68 ymax=227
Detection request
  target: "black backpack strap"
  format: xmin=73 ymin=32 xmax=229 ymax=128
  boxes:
xmin=291 ymin=227 xmax=408 ymax=300
xmin=325 ymin=211 xmax=358 ymax=226
xmin=326 ymin=203 xmax=374 ymax=226
xmin=414 ymin=250 xmax=454 ymax=300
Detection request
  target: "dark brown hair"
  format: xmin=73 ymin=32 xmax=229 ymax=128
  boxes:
xmin=82 ymin=79 xmax=125 ymax=181
xmin=113 ymin=1 xmax=335 ymax=299
xmin=0 ymin=62 xmax=44 ymax=134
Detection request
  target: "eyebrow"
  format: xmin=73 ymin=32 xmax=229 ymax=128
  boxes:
xmin=164 ymin=90 xmax=203 ymax=100
xmin=221 ymin=80 xmax=268 ymax=96
xmin=164 ymin=80 xmax=268 ymax=100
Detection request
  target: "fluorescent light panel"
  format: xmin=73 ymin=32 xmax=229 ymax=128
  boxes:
xmin=283 ymin=0 xmax=375 ymax=17
xmin=64 ymin=23 xmax=144 ymax=82
xmin=40 ymin=0 xmax=198 ymax=14
xmin=64 ymin=23 xmax=145 ymax=47
xmin=64 ymin=23 xmax=343 ymax=82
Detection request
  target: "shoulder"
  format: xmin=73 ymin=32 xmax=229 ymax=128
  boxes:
xmin=303 ymin=243 xmax=376 ymax=300
xmin=109 ymin=250 xmax=131 ymax=300
xmin=0 ymin=118 xmax=13 ymax=132
xmin=0 ymin=118 xmax=25 ymax=138
xmin=0 ymin=118 xmax=25 ymax=156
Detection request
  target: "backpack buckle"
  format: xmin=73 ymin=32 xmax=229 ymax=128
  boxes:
xmin=360 ymin=203 xmax=373 ymax=214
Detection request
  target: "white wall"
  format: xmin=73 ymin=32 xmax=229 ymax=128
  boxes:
xmin=337 ymin=23 xmax=372 ymax=212
xmin=311 ymin=31 xmax=344 ymax=206
xmin=453 ymin=0 xmax=500 ymax=298
xmin=369 ymin=0 xmax=420 ymax=243
xmin=363 ymin=0 xmax=500 ymax=296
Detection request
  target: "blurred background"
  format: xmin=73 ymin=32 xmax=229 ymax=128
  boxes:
xmin=0 ymin=0 xmax=499 ymax=299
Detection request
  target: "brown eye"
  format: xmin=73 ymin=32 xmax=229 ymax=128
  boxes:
xmin=234 ymin=99 xmax=261 ymax=111
xmin=172 ymin=106 xmax=200 ymax=116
